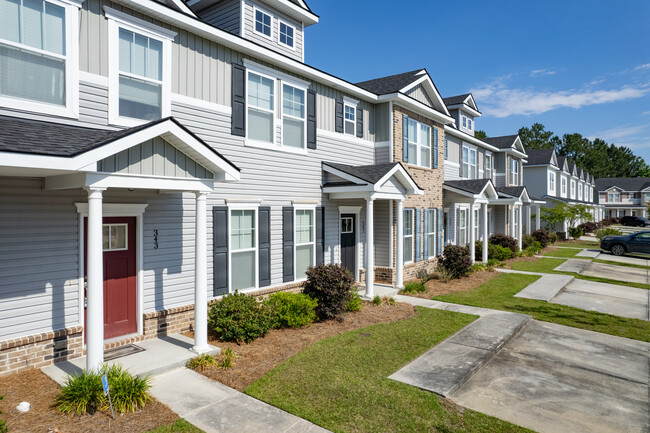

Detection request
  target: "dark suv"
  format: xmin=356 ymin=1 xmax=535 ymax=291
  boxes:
xmin=600 ymin=231 xmax=650 ymax=255
xmin=620 ymin=216 xmax=650 ymax=227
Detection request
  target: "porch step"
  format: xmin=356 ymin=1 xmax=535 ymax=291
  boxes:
xmin=42 ymin=334 xmax=219 ymax=386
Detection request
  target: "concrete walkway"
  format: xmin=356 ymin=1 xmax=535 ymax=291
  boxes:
xmin=581 ymin=261 xmax=650 ymax=284
xmin=391 ymin=296 xmax=530 ymax=397
xmin=151 ymin=368 xmax=330 ymax=433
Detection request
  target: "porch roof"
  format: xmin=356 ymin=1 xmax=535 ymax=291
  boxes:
xmin=322 ymin=161 xmax=423 ymax=199
xmin=443 ymin=179 xmax=498 ymax=201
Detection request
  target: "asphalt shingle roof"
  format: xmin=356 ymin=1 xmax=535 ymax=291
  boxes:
xmin=323 ymin=161 xmax=421 ymax=190
xmin=482 ymin=135 xmax=519 ymax=149
xmin=355 ymin=70 xmax=425 ymax=95
xmin=444 ymin=179 xmax=491 ymax=195
xmin=595 ymin=177 xmax=650 ymax=192
xmin=524 ymin=148 xmax=555 ymax=166
xmin=496 ymin=186 xmax=527 ymax=198
xmin=442 ymin=94 xmax=471 ymax=106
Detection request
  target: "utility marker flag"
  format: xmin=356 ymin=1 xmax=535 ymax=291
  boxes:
xmin=102 ymin=373 xmax=115 ymax=418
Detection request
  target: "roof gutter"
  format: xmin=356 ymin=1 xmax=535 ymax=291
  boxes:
xmin=444 ymin=126 xmax=499 ymax=151
xmin=378 ymin=93 xmax=454 ymax=125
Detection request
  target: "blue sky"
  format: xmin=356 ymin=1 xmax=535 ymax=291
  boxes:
xmin=305 ymin=0 xmax=650 ymax=162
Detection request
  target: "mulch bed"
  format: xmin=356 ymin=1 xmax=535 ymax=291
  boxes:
xmin=187 ymin=301 xmax=416 ymax=392
xmin=0 ymin=369 xmax=178 ymax=433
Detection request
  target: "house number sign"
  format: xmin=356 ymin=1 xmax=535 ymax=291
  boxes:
xmin=153 ymin=229 xmax=159 ymax=249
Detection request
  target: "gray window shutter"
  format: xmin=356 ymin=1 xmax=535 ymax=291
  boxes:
xmin=213 ymin=206 xmax=228 ymax=296
xmin=231 ymin=63 xmax=246 ymax=137
xmin=402 ymin=115 xmax=408 ymax=162
xmin=316 ymin=206 xmax=324 ymax=265
xmin=433 ymin=127 xmax=439 ymax=169
xmin=258 ymin=207 xmax=271 ymax=287
xmin=282 ymin=207 xmax=294 ymax=282
xmin=423 ymin=209 xmax=429 ymax=258
xmin=459 ymin=145 xmax=463 ymax=177
xmin=356 ymin=107 xmax=363 ymax=138
xmin=335 ymin=100 xmax=343 ymax=133
xmin=437 ymin=208 xmax=443 ymax=256
xmin=415 ymin=208 xmax=421 ymax=262
xmin=307 ymin=90 xmax=317 ymax=149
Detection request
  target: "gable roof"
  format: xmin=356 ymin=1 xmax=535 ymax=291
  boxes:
xmin=355 ymin=70 xmax=426 ymax=95
xmin=442 ymin=93 xmax=479 ymax=114
xmin=595 ymin=177 xmax=650 ymax=192
xmin=482 ymin=135 xmax=520 ymax=149
xmin=497 ymin=186 xmax=528 ymax=199
xmin=444 ymin=179 xmax=492 ymax=195
xmin=322 ymin=161 xmax=424 ymax=196
xmin=524 ymin=148 xmax=556 ymax=166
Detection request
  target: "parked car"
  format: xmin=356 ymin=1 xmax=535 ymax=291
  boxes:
xmin=620 ymin=216 xmax=650 ymax=227
xmin=600 ymin=231 xmax=650 ymax=256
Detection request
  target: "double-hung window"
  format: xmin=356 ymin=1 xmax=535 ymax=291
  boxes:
xmin=230 ymin=209 xmax=257 ymax=291
xmin=295 ymin=208 xmax=315 ymax=278
xmin=458 ymin=209 xmax=467 ymax=246
xmin=462 ymin=116 xmax=467 ymax=128
xmin=510 ymin=158 xmax=519 ymax=185
xmin=107 ymin=9 xmax=173 ymax=126
xmin=485 ymin=154 xmax=491 ymax=173
xmin=279 ymin=21 xmax=294 ymax=48
xmin=462 ymin=146 xmax=476 ymax=179
xmin=0 ymin=0 xmax=78 ymax=116
xmin=468 ymin=118 xmax=472 ymax=130
xmin=282 ymin=83 xmax=305 ymax=148
xmin=427 ymin=210 xmax=436 ymax=259
xmin=578 ymin=183 xmax=583 ymax=200
xmin=406 ymin=118 xmax=431 ymax=168
xmin=247 ymin=71 xmax=275 ymax=143
xmin=549 ymin=171 xmax=556 ymax=194
xmin=444 ymin=139 xmax=448 ymax=160
xmin=404 ymin=209 xmax=414 ymax=263
xmin=344 ymin=103 xmax=355 ymax=135
xmin=514 ymin=208 xmax=519 ymax=235
xmin=254 ymin=9 xmax=271 ymax=38
xmin=561 ymin=177 xmax=567 ymax=195
xmin=584 ymin=185 xmax=589 ymax=201
xmin=474 ymin=208 xmax=479 ymax=242
xmin=570 ymin=180 xmax=576 ymax=198
xmin=608 ymin=192 xmax=620 ymax=202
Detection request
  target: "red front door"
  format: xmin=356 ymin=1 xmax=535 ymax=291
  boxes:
xmin=85 ymin=217 xmax=137 ymax=340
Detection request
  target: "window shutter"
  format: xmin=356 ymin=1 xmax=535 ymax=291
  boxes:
xmin=335 ymin=100 xmax=344 ymax=133
xmin=415 ymin=209 xmax=421 ymax=262
xmin=433 ymin=128 xmax=439 ymax=169
xmin=356 ymin=107 xmax=363 ymax=138
xmin=231 ymin=63 xmax=246 ymax=137
xmin=213 ymin=206 xmax=228 ymax=296
xmin=316 ymin=206 xmax=324 ymax=265
xmin=476 ymin=149 xmax=481 ymax=179
xmin=402 ymin=115 xmax=408 ymax=162
xmin=258 ymin=207 xmax=271 ymax=287
xmin=282 ymin=207 xmax=294 ymax=282
xmin=423 ymin=209 xmax=429 ymax=259
xmin=458 ymin=145 xmax=463 ymax=177
xmin=403 ymin=209 xmax=408 ymax=264
xmin=307 ymin=90 xmax=317 ymax=149
xmin=437 ymin=208 xmax=443 ymax=256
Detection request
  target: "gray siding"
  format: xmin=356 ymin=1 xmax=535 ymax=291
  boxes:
xmin=242 ymin=0 xmax=302 ymax=61
xmin=98 ymin=138 xmax=214 ymax=178
xmin=198 ymin=0 xmax=241 ymax=34
xmin=313 ymin=82 xmax=375 ymax=141
xmin=405 ymin=84 xmax=433 ymax=107
xmin=374 ymin=145 xmax=390 ymax=164
xmin=374 ymin=102 xmax=390 ymax=142
xmin=523 ymin=166 xmax=548 ymax=199
xmin=444 ymin=135 xmax=461 ymax=181
xmin=373 ymin=200 xmax=390 ymax=267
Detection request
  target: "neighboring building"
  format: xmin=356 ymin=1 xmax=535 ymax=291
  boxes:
xmin=523 ymin=148 xmax=602 ymax=234
xmin=595 ymin=178 xmax=650 ymax=218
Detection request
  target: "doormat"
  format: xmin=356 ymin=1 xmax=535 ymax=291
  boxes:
xmin=104 ymin=344 xmax=145 ymax=361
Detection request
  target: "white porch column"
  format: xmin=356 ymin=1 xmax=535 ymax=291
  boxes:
xmin=395 ymin=200 xmax=404 ymax=289
xmin=192 ymin=192 xmax=210 ymax=354
xmin=86 ymin=187 xmax=105 ymax=372
xmin=517 ymin=206 xmax=523 ymax=250
xmin=526 ymin=205 xmax=532 ymax=235
xmin=365 ymin=197 xmax=374 ymax=298
xmin=469 ymin=205 xmax=476 ymax=264
xmin=535 ymin=205 xmax=541 ymax=230
xmin=482 ymin=203 xmax=488 ymax=264
xmin=509 ymin=205 xmax=516 ymax=237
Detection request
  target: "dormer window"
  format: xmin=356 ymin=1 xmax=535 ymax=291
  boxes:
xmin=462 ymin=116 xmax=467 ymax=128
xmin=468 ymin=119 xmax=472 ymax=130
xmin=255 ymin=9 xmax=272 ymax=38
xmin=279 ymin=21 xmax=294 ymax=48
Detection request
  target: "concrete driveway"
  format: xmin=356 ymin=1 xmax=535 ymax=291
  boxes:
xmin=450 ymin=320 xmax=650 ymax=433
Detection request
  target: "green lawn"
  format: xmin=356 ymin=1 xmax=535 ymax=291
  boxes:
xmin=246 ymin=308 xmax=531 ymax=433
xmin=434 ymin=273 xmax=650 ymax=342
xmin=554 ymin=240 xmax=599 ymax=248
xmin=592 ymin=258 xmax=650 ymax=269
xmin=543 ymin=248 xmax=584 ymax=258
xmin=146 ymin=419 xmax=204 ymax=433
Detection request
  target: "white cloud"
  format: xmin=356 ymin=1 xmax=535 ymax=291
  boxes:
xmin=588 ymin=125 xmax=648 ymax=142
xmin=643 ymin=110 xmax=650 ymax=115
xmin=633 ymin=63 xmax=650 ymax=71
xmin=529 ymin=68 xmax=556 ymax=78
xmin=472 ymin=82 xmax=650 ymax=118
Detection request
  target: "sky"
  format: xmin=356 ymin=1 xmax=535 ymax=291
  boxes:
xmin=304 ymin=0 xmax=650 ymax=163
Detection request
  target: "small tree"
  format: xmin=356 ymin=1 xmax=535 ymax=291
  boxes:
xmin=541 ymin=202 xmax=592 ymax=231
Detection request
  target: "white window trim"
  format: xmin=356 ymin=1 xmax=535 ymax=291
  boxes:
xmin=294 ymin=205 xmax=316 ymax=282
xmin=561 ymin=176 xmax=567 ymax=196
xmin=281 ymin=82 xmax=307 ymax=150
xmin=0 ymin=0 xmax=80 ymax=118
xmin=404 ymin=208 xmax=414 ymax=264
xmin=570 ymin=180 xmax=576 ymax=199
xmin=343 ymin=96 xmax=358 ymax=137
xmin=278 ymin=19 xmax=296 ymax=50
xmin=253 ymin=6 xmax=273 ymax=40
xmin=458 ymin=208 xmax=467 ymax=246
xmin=462 ymin=145 xmax=477 ymax=179
xmin=228 ymin=204 xmax=259 ymax=293
xmin=485 ymin=153 xmax=492 ymax=171
xmin=245 ymin=68 xmax=277 ymax=146
xmin=473 ymin=208 xmax=479 ymax=243
xmin=427 ymin=208 xmax=436 ymax=259
xmin=406 ymin=117 xmax=432 ymax=169
xmin=548 ymin=171 xmax=556 ymax=195
xmin=105 ymin=7 xmax=174 ymax=127
xmin=510 ymin=158 xmax=519 ymax=186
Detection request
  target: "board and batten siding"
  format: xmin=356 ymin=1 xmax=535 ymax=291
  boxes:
xmin=198 ymin=0 xmax=241 ymax=35
xmin=242 ymin=0 xmax=303 ymax=62
xmin=405 ymin=84 xmax=434 ymax=107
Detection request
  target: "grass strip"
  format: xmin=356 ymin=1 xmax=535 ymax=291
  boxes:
xmin=247 ymin=307 xmax=531 ymax=433
xmin=435 ymin=273 xmax=650 ymax=342
xmin=543 ymin=248 xmax=583 ymax=258
xmin=146 ymin=419 xmax=204 ymax=433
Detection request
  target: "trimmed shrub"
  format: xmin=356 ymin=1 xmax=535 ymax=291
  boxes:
xmin=489 ymin=243 xmax=513 ymax=261
xmin=594 ymin=227 xmax=623 ymax=240
xmin=265 ymin=292 xmax=317 ymax=329
xmin=303 ymin=264 xmax=355 ymax=320
xmin=521 ymin=234 xmax=536 ymax=249
xmin=56 ymin=364 xmax=150 ymax=415
xmin=439 ymin=245 xmax=473 ymax=279
xmin=400 ymin=281 xmax=426 ymax=294
xmin=489 ymin=233 xmax=519 ymax=256
xmin=518 ymin=240 xmax=542 ymax=257
xmin=578 ymin=221 xmax=600 ymax=233
xmin=548 ymin=232 xmax=559 ymax=244
xmin=568 ymin=227 xmax=584 ymax=239
xmin=531 ymin=229 xmax=551 ymax=248
xmin=208 ymin=292 xmax=275 ymax=343
xmin=345 ymin=291 xmax=363 ymax=312
xmin=486 ymin=258 xmax=501 ymax=267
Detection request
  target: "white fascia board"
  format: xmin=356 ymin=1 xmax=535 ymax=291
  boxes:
xmin=44 ymin=172 xmax=215 ymax=192
xmin=496 ymin=148 xmax=528 ymax=159
xmin=445 ymin=103 xmax=481 ymax=118
xmin=379 ymin=93 xmax=453 ymax=124
xmin=322 ymin=164 xmax=367 ymax=185
xmin=113 ymin=0 xmax=364 ymax=99
xmin=374 ymin=164 xmax=422 ymax=195
xmin=263 ymin=0 xmax=318 ymax=25
xmin=398 ymin=72 xmax=451 ymax=117
xmin=442 ymin=185 xmax=478 ymax=199
xmin=444 ymin=126 xmax=499 ymax=152
xmin=481 ymin=181 xmax=499 ymax=199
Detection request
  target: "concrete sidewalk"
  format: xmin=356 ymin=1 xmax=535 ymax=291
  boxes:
xmin=151 ymin=368 xmax=330 ymax=433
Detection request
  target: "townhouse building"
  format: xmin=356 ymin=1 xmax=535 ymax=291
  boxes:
xmin=595 ymin=178 xmax=650 ymax=218
xmin=0 ymin=0 xmax=462 ymax=375
xmin=523 ymin=148 xmax=602 ymax=234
